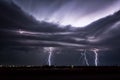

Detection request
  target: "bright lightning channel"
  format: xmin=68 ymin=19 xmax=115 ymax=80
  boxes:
xmin=79 ymin=49 xmax=89 ymax=66
xmin=92 ymin=49 xmax=99 ymax=66
xmin=48 ymin=47 xmax=53 ymax=66
xmin=83 ymin=49 xmax=89 ymax=66
xmin=44 ymin=47 xmax=55 ymax=66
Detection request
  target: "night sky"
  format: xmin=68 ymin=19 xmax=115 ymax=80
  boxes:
xmin=0 ymin=0 xmax=120 ymax=66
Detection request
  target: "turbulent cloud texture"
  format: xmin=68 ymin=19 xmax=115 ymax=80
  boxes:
xmin=0 ymin=0 xmax=120 ymax=66
xmin=12 ymin=0 xmax=120 ymax=27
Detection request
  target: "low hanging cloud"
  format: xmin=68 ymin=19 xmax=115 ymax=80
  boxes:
xmin=1 ymin=0 xmax=120 ymax=66
xmin=0 ymin=0 xmax=120 ymax=51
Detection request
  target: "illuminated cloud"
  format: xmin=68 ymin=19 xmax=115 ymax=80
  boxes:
xmin=0 ymin=0 xmax=120 ymax=66
xmin=13 ymin=0 xmax=120 ymax=27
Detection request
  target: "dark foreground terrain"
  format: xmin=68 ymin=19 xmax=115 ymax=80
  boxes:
xmin=0 ymin=66 xmax=120 ymax=80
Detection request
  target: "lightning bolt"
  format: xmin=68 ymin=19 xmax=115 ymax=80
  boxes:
xmin=48 ymin=47 xmax=53 ymax=66
xmin=92 ymin=49 xmax=99 ymax=66
xmin=79 ymin=49 xmax=89 ymax=66
xmin=44 ymin=47 xmax=54 ymax=66
xmin=83 ymin=49 xmax=89 ymax=66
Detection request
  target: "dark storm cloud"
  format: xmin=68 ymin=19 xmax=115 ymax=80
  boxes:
xmin=12 ymin=0 xmax=120 ymax=27
xmin=1 ymin=0 xmax=120 ymax=66
xmin=13 ymin=0 xmax=117 ymax=14
xmin=84 ymin=10 xmax=120 ymax=49
xmin=0 ymin=0 xmax=120 ymax=50
xmin=0 ymin=0 xmax=40 ymax=29
xmin=0 ymin=0 xmax=72 ymax=32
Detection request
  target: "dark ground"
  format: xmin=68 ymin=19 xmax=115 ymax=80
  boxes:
xmin=0 ymin=66 xmax=120 ymax=80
